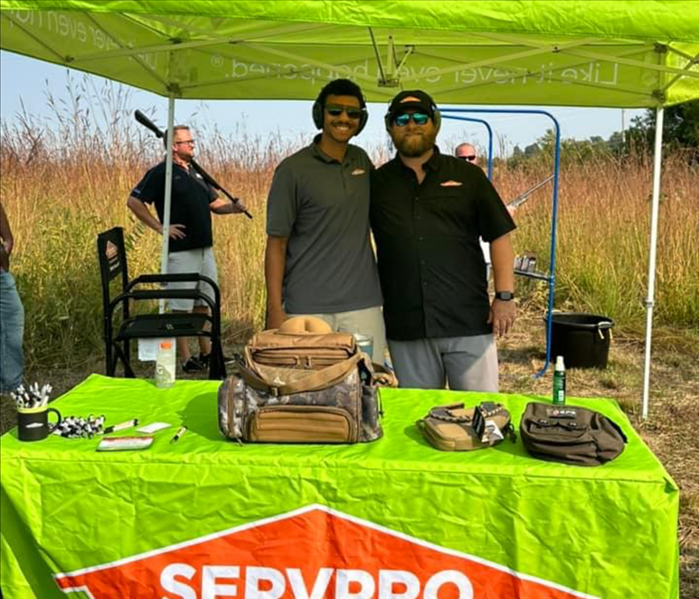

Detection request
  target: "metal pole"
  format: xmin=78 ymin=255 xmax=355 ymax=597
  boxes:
xmin=642 ymin=106 xmax=664 ymax=420
xmin=161 ymin=92 xmax=175 ymax=273
xmin=158 ymin=91 xmax=175 ymax=313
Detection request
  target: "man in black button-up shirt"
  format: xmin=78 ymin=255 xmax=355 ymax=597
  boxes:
xmin=371 ymin=91 xmax=516 ymax=391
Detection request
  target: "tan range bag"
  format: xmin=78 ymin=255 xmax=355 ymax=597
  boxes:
xmin=218 ymin=317 xmax=395 ymax=444
xmin=418 ymin=402 xmax=515 ymax=451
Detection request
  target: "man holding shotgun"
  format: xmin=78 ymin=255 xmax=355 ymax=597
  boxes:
xmin=127 ymin=125 xmax=248 ymax=372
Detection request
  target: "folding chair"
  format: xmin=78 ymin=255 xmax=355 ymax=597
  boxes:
xmin=97 ymin=226 xmax=226 ymax=379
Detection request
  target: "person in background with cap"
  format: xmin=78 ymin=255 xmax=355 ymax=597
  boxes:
xmin=264 ymin=79 xmax=386 ymax=364
xmin=370 ymin=90 xmax=516 ymax=391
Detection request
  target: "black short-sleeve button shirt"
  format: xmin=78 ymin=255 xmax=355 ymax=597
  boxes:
xmin=370 ymin=147 xmax=516 ymax=340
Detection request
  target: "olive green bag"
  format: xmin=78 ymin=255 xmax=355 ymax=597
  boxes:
xmin=520 ymin=402 xmax=627 ymax=466
xmin=417 ymin=402 xmax=516 ymax=451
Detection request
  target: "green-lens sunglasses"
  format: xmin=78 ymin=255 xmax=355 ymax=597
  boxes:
xmin=394 ymin=112 xmax=430 ymax=126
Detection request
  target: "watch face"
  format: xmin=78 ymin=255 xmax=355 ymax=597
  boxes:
xmin=496 ymin=292 xmax=514 ymax=301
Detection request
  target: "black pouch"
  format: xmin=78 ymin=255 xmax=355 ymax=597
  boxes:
xmin=520 ymin=402 xmax=627 ymax=466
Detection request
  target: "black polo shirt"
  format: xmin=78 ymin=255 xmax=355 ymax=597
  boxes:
xmin=370 ymin=147 xmax=516 ymax=340
xmin=131 ymin=161 xmax=218 ymax=253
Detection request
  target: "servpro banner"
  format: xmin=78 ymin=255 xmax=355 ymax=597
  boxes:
xmin=55 ymin=505 xmax=595 ymax=599
xmin=0 ymin=375 xmax=679 ymax=599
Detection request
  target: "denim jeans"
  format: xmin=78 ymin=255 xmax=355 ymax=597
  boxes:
xmin=0 ymin=270 xmax=24 ymax=391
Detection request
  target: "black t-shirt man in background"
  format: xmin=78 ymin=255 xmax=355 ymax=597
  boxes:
xmin=371 ymin=91 xmax=516 ymax=391
xmin=127 ymin=125 xmax=247 ymax=372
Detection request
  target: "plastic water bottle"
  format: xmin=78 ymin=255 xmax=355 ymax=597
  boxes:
xmin=155 ymin=339 xmax=176 ymax=389
xmin=553 ymin=355 xmax=566 ymax=405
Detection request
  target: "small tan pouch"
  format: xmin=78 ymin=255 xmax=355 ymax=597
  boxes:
xmin=417 ymin=403 xmax=514 ymax=451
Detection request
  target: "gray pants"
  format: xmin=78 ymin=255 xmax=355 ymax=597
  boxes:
xmin=388 ymin=334 xmax=498 ymax=392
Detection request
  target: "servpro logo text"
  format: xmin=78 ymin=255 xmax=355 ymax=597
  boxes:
xmin=161 ymin=565 xmax=473 ymax=599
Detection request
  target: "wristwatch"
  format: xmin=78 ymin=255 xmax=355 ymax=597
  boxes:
xmin=495 ymin=291 xmax=515 ymax=301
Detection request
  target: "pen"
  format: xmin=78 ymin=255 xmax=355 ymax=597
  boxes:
xmin=103 ymin=418 xmax=140 ymax=434
xmin=170 ymin=426 xmax=187 ymax=444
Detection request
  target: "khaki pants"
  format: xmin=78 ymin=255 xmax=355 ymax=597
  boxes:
xmin=288 ymin=306 xmax=386 ymax=365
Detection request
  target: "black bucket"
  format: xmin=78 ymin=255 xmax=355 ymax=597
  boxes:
xmin=549 ymin=313 xmax=614 ymax=369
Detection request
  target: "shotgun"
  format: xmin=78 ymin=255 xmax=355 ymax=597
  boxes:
xmin=507 ymin=174 xmax=555 ymax=210
xmin=134 ymin=110 xmax=252 ymax=219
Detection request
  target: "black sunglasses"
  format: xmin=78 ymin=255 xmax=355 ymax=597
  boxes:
xmin=393 ymin=112 xmax=430 ymax=127
xmin=325 ymin=104 xmax=365 ymax=120
xmin=457 ymin=154 xmax=477 ymax=162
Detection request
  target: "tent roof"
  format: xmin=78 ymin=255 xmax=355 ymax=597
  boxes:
xmin=1 ymin=1 xmax=698 ymax=107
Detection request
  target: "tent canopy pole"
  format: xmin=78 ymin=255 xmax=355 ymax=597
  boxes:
xmin=158 ymin=88 xmax=175 ymax=315
xmin=642 ymin=106 xmax=665 ymax=420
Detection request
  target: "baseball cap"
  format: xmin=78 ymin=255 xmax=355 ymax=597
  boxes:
xmin=386 ymin=90 xmax=437 ymax=121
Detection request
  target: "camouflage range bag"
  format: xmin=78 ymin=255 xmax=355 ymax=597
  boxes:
xmin=417 ymin=402 xmax=515 ymax=451
xmin=520 ymin=402 xmax=627 ymax=466
xmin=218 ymin=316 xmax=395 ymax=444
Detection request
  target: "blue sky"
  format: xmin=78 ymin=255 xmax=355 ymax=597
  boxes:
xmin=1 ymin=50 xmax=644 ymax=157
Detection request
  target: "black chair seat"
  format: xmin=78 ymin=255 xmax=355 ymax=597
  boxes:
xmin=116 ymin=313 xmax=212 ymax=340
xmin=97 ymin=227 xmax=226 ymax=380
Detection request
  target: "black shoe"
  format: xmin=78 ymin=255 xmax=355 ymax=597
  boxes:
xmin=182 ymin=356 xmax=205 ymax=373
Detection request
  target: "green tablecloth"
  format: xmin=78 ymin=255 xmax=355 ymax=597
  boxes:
xmin=1 ymin=374 xmax=678 ymax=599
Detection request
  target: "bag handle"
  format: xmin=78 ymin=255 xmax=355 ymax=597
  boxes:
xmin=239 ymin=353 xmax=363 ymax=396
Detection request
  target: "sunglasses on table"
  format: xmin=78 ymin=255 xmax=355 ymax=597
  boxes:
xmin=457 ymin=154 xmax=477 ymax=162
xmin=325 ymin=104 xmax=366 ymax=120
xmin=393 ymin=112 xmax=431 ymax=127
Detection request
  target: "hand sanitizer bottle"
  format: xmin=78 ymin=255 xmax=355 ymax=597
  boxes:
xmin=553 ymin=355 xmax=566 ymax=405
xmin=155 ymin=339 xmax=176 ymax=388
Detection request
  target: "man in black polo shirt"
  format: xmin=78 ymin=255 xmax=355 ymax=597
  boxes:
xmin=127 ymin=125 xmax=247 ymax=372
xmin=371 ymin=91 xmax=516 ymax=391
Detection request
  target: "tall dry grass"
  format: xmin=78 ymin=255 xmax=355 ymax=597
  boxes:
xmin=1 ymin=79 xmax=697 ymax=369
xmin=499 ymin=152 xmax=699 ymax=340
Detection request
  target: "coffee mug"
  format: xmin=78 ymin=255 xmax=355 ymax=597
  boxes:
xmin=17 ymin=406 xmax=62 ymax=442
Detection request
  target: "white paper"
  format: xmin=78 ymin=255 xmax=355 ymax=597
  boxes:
xmin=138 ymin=338 xmax=159 ymax=361
xmin=137 ymin=422 xmax=171 ymax=434
xmin=483 ymin=419 xmax=505 ymax=444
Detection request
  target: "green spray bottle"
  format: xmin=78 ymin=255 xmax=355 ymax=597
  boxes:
xmin=553 ymin=355 xmax=566 ymax=405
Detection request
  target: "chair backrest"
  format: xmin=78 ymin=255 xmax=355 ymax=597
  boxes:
xmin=97 ymin=227 xmax=129 ymax=317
